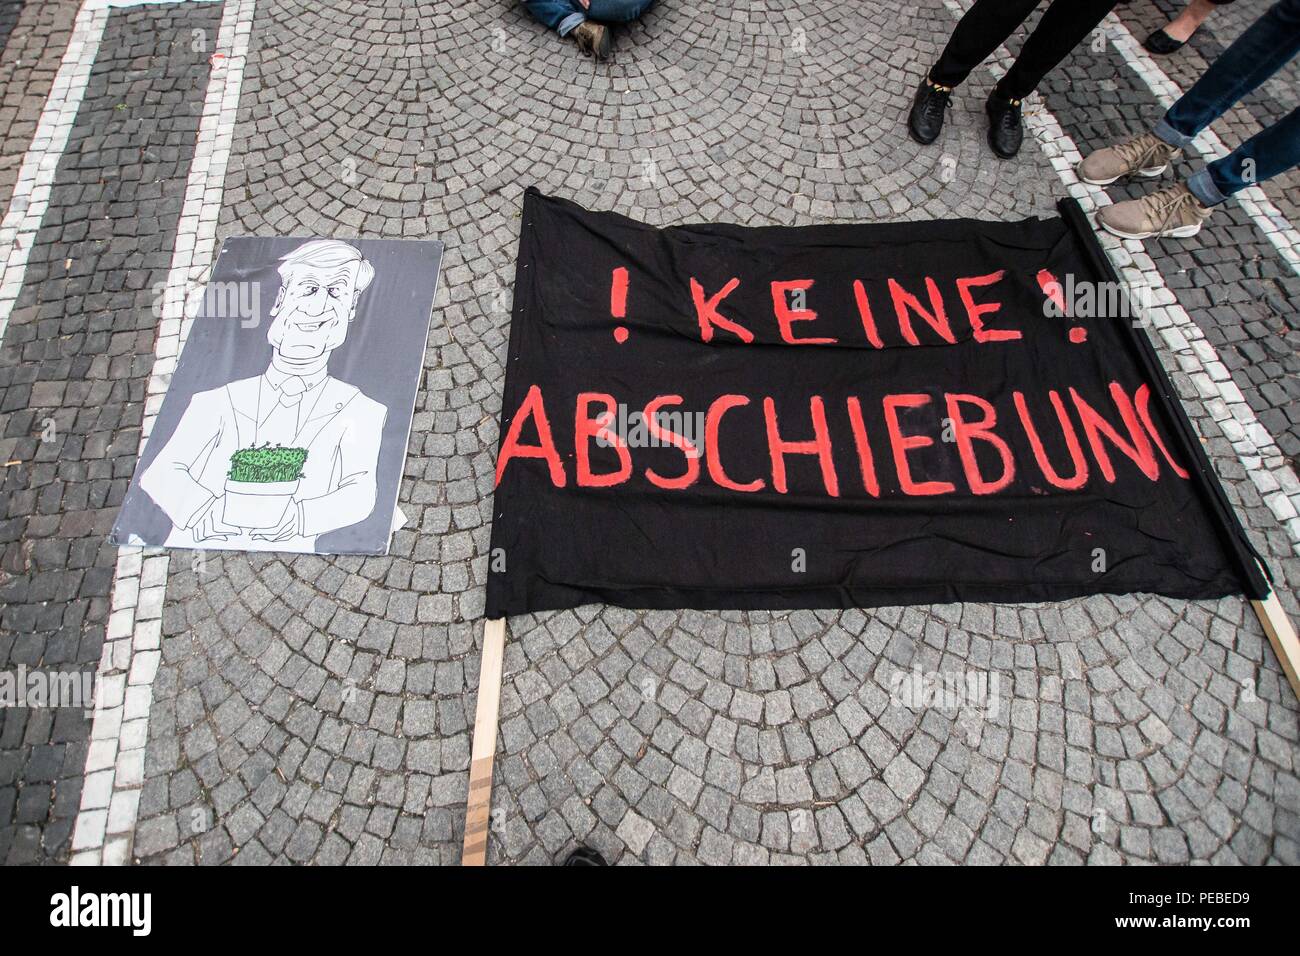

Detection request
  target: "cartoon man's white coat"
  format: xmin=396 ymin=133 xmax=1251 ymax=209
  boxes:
xmin=140 ymin=239 xmax=387 ymax=550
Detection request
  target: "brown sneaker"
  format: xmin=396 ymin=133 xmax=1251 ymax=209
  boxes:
xmin=571 ymin=21 xmax=611 ymax=60
xmin=1096 ymin=183 xmax=1213 ymax=240
xmin=1077 ymin=132 xmax=1179 ymax=186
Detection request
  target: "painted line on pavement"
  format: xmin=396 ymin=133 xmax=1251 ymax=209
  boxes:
xmin=70 ymin=0 xmax=256 ymax=865
xmin=0 ymin=2 xmax=108 ymax=345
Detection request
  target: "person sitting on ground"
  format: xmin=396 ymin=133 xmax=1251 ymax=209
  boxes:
xmin=521 ymin=0 xmax=656 ymax=61
xmin=1078 ymin=0 xmax=1298 ymax=240
xmin=908 ymin=0 xmax=1119 ymax=159
xmin=1143 ymin=0 xmax=1233 ymax=55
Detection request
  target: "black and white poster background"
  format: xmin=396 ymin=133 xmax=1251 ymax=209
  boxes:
xmin=112 ymin=237 xmax=443 ymax=555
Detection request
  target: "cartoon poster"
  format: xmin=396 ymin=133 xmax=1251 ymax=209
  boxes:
xmin=112 ymin=237 xmax=442 ymax=555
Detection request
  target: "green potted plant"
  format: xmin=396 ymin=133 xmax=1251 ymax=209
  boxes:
xmin=223 ymin=445 xmax=308 ymax=529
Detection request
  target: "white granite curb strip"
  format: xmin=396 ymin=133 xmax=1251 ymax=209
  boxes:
xmin=70 ymin=0 xmax=257 ymax=866
xmin=0 ymin=3 xmax=108 ymax=344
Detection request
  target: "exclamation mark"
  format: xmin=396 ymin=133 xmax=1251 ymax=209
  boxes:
xmin=1036 ymin=269 xmax=1086 ymax=343
xmin=611 ymin=266 xmax=629 ymax=344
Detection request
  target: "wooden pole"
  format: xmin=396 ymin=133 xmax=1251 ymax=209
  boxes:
xmin=1251 ymin=583 xmax=1300 ymax=702
xmin=461 ymin=617 xmax=507 ymax=866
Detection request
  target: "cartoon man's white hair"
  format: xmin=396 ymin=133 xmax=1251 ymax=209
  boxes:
xmin=277 ymin=239 xmax=375 ymax=292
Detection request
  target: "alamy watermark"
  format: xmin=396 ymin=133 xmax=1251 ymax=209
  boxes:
xmin=593 ymin=403 xmax=706 ymax=457
xmin=50 ymin=886 xmax=151 ymax=936
xmin=1040 ymin=273 xmax=1152 ymax=327
xmin=889 ymin=665 xmax=1002 ymax=720
xmin=151 ymin=279 xmax=261 ymax=326
xmin=0 ymin=665 xmax=95 ymax=713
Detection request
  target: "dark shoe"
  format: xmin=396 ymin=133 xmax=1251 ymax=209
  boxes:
xmin=562 ymin=846 xmax=608 ymax=866
xmin=572 ymin=21 xmax=611 ymax=61
xmin=985 ymin=90 xmax=1023 ymax=159
xmin=1143 ymin=27 xmax=1195 ymax=55
xmin=907 ymin=77 xmax=952 ymax=146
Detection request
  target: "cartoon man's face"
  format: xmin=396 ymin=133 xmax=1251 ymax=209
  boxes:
xmin=267 ymin=261 xmax=362 ymax=359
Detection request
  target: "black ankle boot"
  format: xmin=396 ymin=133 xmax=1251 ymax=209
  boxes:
xmin=985 ymin=89 xmax=1024 ymax=159
xmin=907 ymin=77 xmax=951 ymax=146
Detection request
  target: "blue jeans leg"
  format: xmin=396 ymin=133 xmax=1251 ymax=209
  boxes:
xmin=1153 ymin=0 xmax=1300 ymax=149
xmin=1187 ymin=106 xmax=1300 ymax=204
xmin=584 ymin=0 xmax=655 ymax=23
xmin=522 ymin=0 xmax=586 ymax=36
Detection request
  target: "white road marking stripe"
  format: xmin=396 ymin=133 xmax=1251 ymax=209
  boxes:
xmin=89 ymin=0 xmax=209 ymax=8
xmin=69 ymin=0 xmax=256 ymax=865
xmin=0 ymin=3 xmax=108 ymax=345
xmin=941 ymin=0 xmax=1300 ymax=556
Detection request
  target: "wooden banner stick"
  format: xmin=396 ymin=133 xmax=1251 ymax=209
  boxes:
xmin=462 ymin=617 xmax=507 ymax=866
xmin=1251 ymin=582 xmax=1300 ymax=702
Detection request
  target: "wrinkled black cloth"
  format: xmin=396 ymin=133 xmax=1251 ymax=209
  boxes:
xmin=485 ymin=188 xmax=1266 ymax=617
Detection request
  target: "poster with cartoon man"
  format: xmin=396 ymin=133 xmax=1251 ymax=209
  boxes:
xmin=112 ymin=237 xmax=442 ymax=555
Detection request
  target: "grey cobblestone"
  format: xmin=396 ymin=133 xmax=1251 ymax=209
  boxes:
xmin=0 ymin=0 xmax=1295 ymax=867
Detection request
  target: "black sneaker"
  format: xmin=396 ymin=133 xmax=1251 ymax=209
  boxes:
xmin=985 ymin=89 xmax=1023 ymax=159
xmin=907 ymin=77 xmax=951 ymax=146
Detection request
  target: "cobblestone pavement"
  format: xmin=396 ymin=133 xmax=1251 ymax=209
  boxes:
xmin=0 ymin=1 xmax=80 ymax=217
xmin=0 ymin=0 xmax=220 ymax=862
xmin=0 ymin=2 xmax=26 ymax=57
xmin=0 ymin=0 xmax=1297 ymax=866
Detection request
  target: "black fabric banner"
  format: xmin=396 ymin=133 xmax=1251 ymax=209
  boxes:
xmin=485 ymin=188 xmax=1268 ymax=617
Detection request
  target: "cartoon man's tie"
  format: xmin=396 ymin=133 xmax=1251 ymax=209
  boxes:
xmin=278 ymin=375 xmax=309 ymax=406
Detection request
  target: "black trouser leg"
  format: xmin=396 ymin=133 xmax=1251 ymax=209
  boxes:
xmin=930 ymin=0 xmax=1041 ymax=88
xmin=998 ymin=0 xmax=1119 ymax=100
xmin=930 ymin=0 xmax=1118 ymax=98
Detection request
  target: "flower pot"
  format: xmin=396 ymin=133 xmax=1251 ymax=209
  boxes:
xmin=222 ymin=478 xmax=300 ymax=530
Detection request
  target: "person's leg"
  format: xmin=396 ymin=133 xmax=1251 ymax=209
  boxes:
xmin=523 ymin=0 xmax=616 ymax=59
xmin=1155 ymin=0 xmax=1300 ymax=149
xmin=929 ymin=0 xmax=1041 ymax=89
xmin=585 ymin=0 xmax=655 ymax=25
xmin=1079 ymin=0 xmax=1300 ymax=185
xmin=521 ymin=0 xmax=586 ymax=37
xmin=975 ymin=0 xmax=1116 ymax=158
xmin=1164 ymin=0 xmax=1222 ymax=42
xmin=997 ymin=0 xmax=1119 ymax=100
xmin=1097 ymin=108 xmax=1299 ymax=239
xmin=1146 ymin=0 xmax=1223 ymax=53
xmin=910 ymin=0 xmax=1039 ymax=146
xmin=1188 ymin=106 xmax=1300 ymax=204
